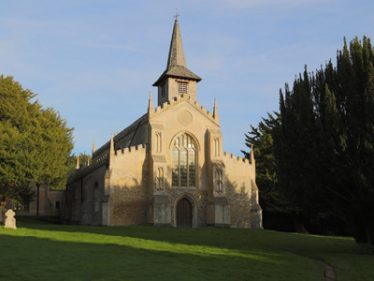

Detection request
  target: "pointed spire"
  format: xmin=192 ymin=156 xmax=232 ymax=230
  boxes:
xmin=153 ymin=17 xmax=201 ymax=87
xmin=110 ymin=135 xmax=115 ymax=155
xmin=250 ymin=144 xmax=255 ymax=165
xmin=109 ymin=134 xmax=115 ymax=169
xmin=148 ymin=92 xmax=154 ymax=117
xmin=167 ymin=18 xmax=186 ymax=69
xmin=213 ymin=98 xmax=219 ymax=122
xmin=76 ymin=155 xmax=80 ymax=170
xmin=92 ymin=141 xmax=96 ymax=154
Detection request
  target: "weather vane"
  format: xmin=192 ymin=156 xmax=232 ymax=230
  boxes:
xmin=174 ymin=9 xmax=180 ymax=20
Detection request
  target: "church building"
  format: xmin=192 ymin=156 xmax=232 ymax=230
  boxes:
xmin=64 ymin=18 xmax=262 ymax=228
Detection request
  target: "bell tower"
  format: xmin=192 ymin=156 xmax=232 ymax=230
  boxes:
xmin=153 ymin=17 xmax=201 ymax=106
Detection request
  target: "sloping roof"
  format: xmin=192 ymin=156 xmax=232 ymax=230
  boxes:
xmin=92 ymin=114 xmax=149 ymax=160
xmin=153 ymin=65 xmax=201 ymax=86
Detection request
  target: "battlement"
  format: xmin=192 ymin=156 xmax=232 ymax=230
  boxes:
xmin=115 ymin=144 xmax=147 ymax=156
xmin=152 ymin=94 xmax=217 ymax=123
xmin=223 ymin=151 xmax=251 ymax=165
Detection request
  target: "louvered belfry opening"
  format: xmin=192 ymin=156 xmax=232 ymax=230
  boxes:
xmin=176 ymin=198 xmax=192 ymax=227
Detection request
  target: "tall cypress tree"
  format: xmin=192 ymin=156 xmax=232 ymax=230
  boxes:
xmin=270 ymin=37 xmax=374 ymax=246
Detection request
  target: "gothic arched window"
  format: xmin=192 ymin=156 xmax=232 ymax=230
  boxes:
xmin=172 ymin=134 xmax=197 ymax=188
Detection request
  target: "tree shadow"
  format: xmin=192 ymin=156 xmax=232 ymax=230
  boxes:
xmin=0 ymin=231 xmax=311 ymax=281
xmin=15 ymin=217 xmax=354 ymax=258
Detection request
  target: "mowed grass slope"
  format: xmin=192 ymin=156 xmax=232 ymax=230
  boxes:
xmin=0 ymin=219 xmax=373 ymax=281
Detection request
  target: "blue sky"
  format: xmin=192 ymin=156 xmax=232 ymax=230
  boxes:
xmin=1 ymin=0 xmax=373 ymax=155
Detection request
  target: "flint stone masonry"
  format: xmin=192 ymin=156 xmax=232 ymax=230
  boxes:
xmin=63 ymin=18 xmax=262 ymax=229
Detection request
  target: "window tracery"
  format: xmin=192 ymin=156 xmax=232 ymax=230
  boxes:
xmin=172 ymin=134 xmax=196 ymax=187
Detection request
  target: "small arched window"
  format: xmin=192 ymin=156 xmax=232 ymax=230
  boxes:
xmin=215 ymin=168 xmax=223 ymax=193
xmin=172 ymin=134 xmax=197 ymax=187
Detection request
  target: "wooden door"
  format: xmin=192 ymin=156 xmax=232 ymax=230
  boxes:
xmin=176 ymin=198 xmax=192 ymax=227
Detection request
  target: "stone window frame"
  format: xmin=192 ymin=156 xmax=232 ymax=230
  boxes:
xmin=214 ymin=167 xmax=224 ymax=193
xmin=155 ymin=131 xmax=162 ymax=153
xmin=155 ymin=167 xmax=165 ymax=191
xmin=214 ymin=137 xmax=220 ymax=157
xmin=171 ymin=133 xmax=197 ymax=188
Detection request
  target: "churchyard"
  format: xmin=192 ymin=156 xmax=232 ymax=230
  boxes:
xmin=0 ymin=218 xmax=373 ymax=281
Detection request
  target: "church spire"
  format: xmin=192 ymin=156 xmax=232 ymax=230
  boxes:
xmin=153 ymin=17 xmax=201 ymax=91
xmin=166 ymin=17 xmax=186 ymax=69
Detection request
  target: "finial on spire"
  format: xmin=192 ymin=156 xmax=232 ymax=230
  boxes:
xmin=213 ymin=98 xmax=219 ymax=122
xmin=174 ymin=9 xmax=180 ymax=21
xmin=109 ymin=134 xmax=115 ymax=169
xmin=92 ymin=140 xmax=96 ymax=154
xmin=250 ymin=144 xmax=255 ymax=164
xmin=148 ymin=92 xmax=154 ymax=117
xmin=76 ymin=155 xmax=80 ymax=170
xmin=110 ymin=135 xmax=115 ymax=154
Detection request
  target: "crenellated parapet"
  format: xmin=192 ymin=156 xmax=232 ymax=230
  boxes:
xmin=109 ymin=143 xmax=148 ymax=211
xmin=69 ymin=144 xmax=148 ymax=184
xmin=151 ymin=94 xmax=219 ymax=124
xmin=222 ymin=152 xmax=252 ymax=165
xmin=113 ymin=143 xmax=147 ymax=157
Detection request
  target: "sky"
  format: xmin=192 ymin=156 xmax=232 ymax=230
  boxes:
xmin=1 ymin=0 xmax=373 ymax=155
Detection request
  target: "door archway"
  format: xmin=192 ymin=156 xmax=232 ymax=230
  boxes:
xmin=176 ymin=197 xmax=192 ymax=227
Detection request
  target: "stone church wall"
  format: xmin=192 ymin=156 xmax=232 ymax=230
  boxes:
xmin=222 ymin=152 xmax=261 ymax=228
xmin=63 ymin=165 xmax=107 ymax=225
xmin=109 ymin=144 xmax=149 ymax=225
xmin=80 ymin=165 xmax=107 ymax=225
xmin=18 ymin=185 xmax=64 ymax=217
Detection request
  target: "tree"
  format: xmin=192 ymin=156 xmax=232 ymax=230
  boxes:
xmin=271 ymin=37 xmax=374 ymax=246
xmin=0 ymin=75 xmax=73 ymax=212
xmin=0 ymin=75 xmax=36 ymax=203
xmin=243 ymin=113 xmax=296 ymax=230
xmin=68 ymin=152 xmax=92 ymax=175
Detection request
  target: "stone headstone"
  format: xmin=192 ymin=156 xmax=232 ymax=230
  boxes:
xmin=4 ymin=209 xmax=16 ymax=230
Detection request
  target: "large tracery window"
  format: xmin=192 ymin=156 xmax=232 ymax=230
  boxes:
xmin=172 ymin=134 xmax=197 ymax=188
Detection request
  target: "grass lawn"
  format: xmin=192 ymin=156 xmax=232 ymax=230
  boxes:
xmin=0 ymin=219 xmax=373 ymax=281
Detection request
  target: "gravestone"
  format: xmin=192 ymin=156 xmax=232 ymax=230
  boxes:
xmin=4 ymin=209 xmax=16 ymax=230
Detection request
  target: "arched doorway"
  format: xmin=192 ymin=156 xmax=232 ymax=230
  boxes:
xmin=176 ymin=198 xmax=192 ymax=227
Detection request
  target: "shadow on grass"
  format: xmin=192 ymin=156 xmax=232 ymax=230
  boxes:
xmin=0 ymin=230 xmax=321 ymax=281
xmin=16 ymin=216 xmax=356 ymax=257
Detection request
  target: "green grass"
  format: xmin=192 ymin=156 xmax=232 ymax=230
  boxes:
xmin=0 ymin=219 xmax=373 ymax=281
